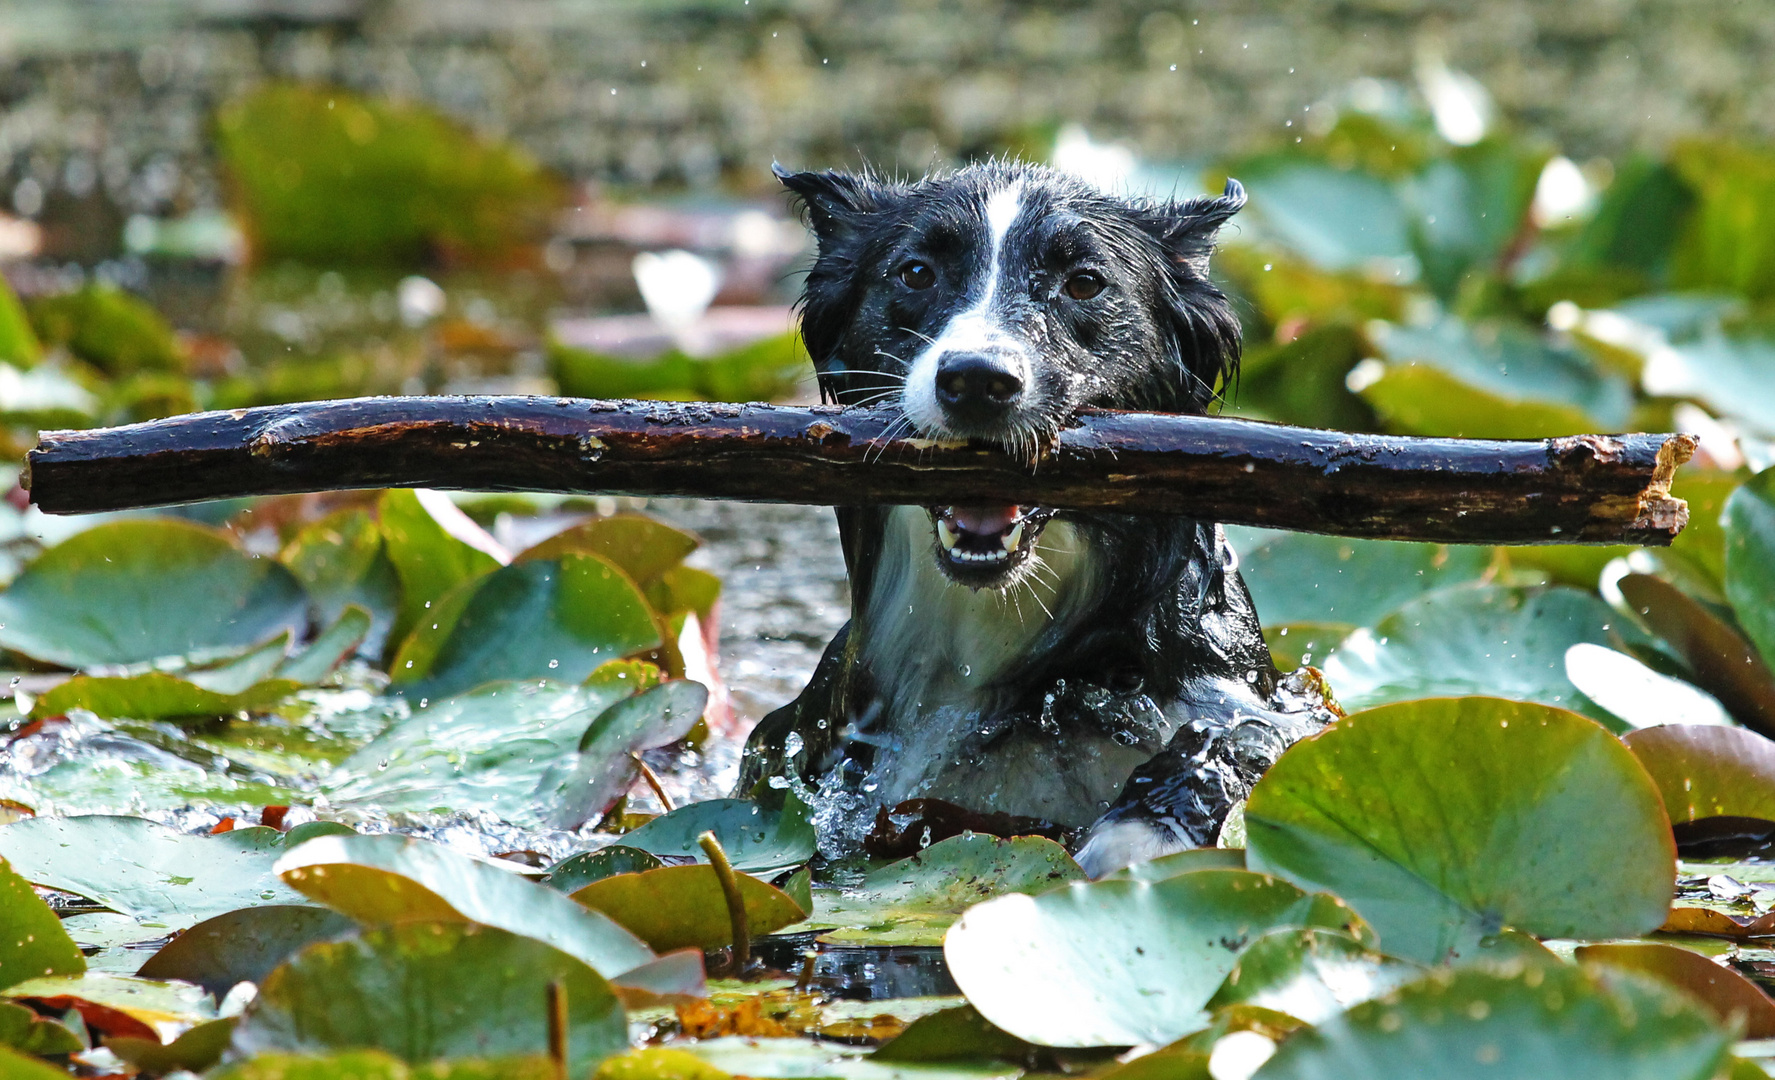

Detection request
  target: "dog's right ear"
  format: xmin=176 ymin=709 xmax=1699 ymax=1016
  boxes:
xmin=773 ymin=163 xmax=898 ymax=250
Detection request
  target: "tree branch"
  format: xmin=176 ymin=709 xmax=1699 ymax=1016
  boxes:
xmin=24 ymin=396 xmax=1694 ymax=546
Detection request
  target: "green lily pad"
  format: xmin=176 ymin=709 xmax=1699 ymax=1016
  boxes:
xmin=1245 ymin=697 xmax=1676 ymax=964
xmin=391 ymin=555 xmax=661 ymax=701
xmin=570 ymin=864 xmax=806 ymax=953
xmin=1563 ymin=643 xmax=1733 ymax=730
xmin=519 ymin=517 xmax=699 ymax=588
xmin=0 ymin=1001 xmax=82 ymax=1055
xmin=213 ymin=1050 xmax=558 ymax=1080
xmin=544 ymin=847 xmax=666 ymax=893
xmin=1104 ymin=846 xmax=1246 ymax=882
xmin=1725 ymin=468 xmax=1775 ymax=671
xmin=1253 ymin=960 xmax=1730 ymax=1080
xmin=0 ymin=858 xmax=83 ymax=992
xmin=620 ymin=798 xmax=814 ymax=874
xmin=1232 ymin=532 xmax=1492 ymax=629
xmin=1577 ymin=941 xmax=1775 ymax=1038
xmin=799 ymin=835 xmax=1085 ymax=947
xmin=660 ymin=1036 xmax=1020 ymax=1080
xmin=32 ymin=671 xmax=301 ymax=721
xmin=279 ymin=606 xmax=376 ymax=685
xmin=232 ymin=923 xmax=626 ymax=1077
xmin=1204 ymin=927 xmax=1420 ymax=1023
xmin=538 ymin=680 xmax=709 ymax=830
xmin=0 ymin=1044 xmax=80 ymax=1080
xmin=944 ymin=868 xmax=1370 ymax=1047
xmin=326 ymin=680 xmax=633 ymax=823
xmin=5 ymin=971 xmax=215 ymax=1043
xmin=0 ymin=816 xmax=308 ymax=920
xmin=1616 ymin=573 xmax=1775 ymax=737
xmin=136 ymin=905 xmax=357 ymax=997
xmin=1322 ymin=585 xmax=1631 ymax=722
xmin=1623 ymin=724 xmax=1775 ymax=824
xmin=378 ymin=489 xmax=502 ymax=649
xmin=870 ymin=1005 xmax=1033 ymax=1065
xmin=0 ymin=519 xmax=307 ymax=669
xmin=107 ymin=1016 xmax=238 ymax=1072
xmin=280 ymin=510 xmax=400 ymax=658
xmin=274 ymin=832 xmax=656 ymax=979
xmin=1664 ymin=471 xmax=1744 ymax=588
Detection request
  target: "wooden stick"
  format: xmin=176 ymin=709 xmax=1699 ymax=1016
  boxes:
xmin=23 ymin=396 xmax=1694 ymax=546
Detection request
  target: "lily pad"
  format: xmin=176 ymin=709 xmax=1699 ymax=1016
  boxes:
xmin=1624 ymin=725 xmax=1775 ymax=824
xmin=390 ymin=555 xmax=661 ymax=701
xmin=621 ymin=798 xmax=814 ymax=874
xmin=799 ymin=835 xmax=1085 ymax=947
xmin=0 ymin=519 xmax=306 ymax=669
xmin=1563 ymin=643 xmax=1732 ymax=729
xmin=538 ymin=680 xmax=709 ymax=830
xmin=661 ymin=1035 xmax=1020 ymax=1080
xmin=215 ymin=1051 xmax=559 ymax=1080
xmin=1577 ymin=941 xmax=1775 ymax=1038
xmin=544 ymin=847 xmax=666 ymax=893
xmin=279 ymin=510 xmax=400 ymax=658
xmin=0 ymin=815 xmax=307 ymax=920
xmin=0 ymin=857 xmax=83 ymax=991
xmin=1104 ymin=846 xmax=1246 ymax=882
xmin=0 ymin=1001 xmax=82 ymax=1055
xmin=1253 ymin=960 xmax=1730 ymax=1080
xmin=1616 ymin=573 xmax=1775 ymax=737
xmin=1204 ymin=927 xmax=1420 ymax=1023
xmin=378 ymin=489 xmax=501 ymax=649
xmin=107 ymin=1016 xmax=239 ymax=1072
xmin=1725 ymin=468 xmax=1775 ymax=672
xmin=519 ymin=517 xmax=699 ymax=588
xmin=570 ymin=864 xmax=806 ymax=952
xmin=136 ymin=906 xmax=357 ymax=997
xmin=32 ymin=671 xmax=301 ymax=722
xmin=0 ymin=1045 xmax=80 ymax=1080
xmin=1322 ymin=585 xmax=1632 ymax=722
xmin=5 ymin=971 xmax=214 ymax=1043
xmin=232 ymin=922 xmax=626 ymax=1077
xmin=279 ymin=607 xmax=376 ymax=686
xmin=870 ymin=1005 xmax=1033 ymax=1065
xmin=1232 ymin=532 xmax=1492 ymax=629
xmin=1245 ymin=697 xmax=1676 ymax=963
xmin=274 ymin=832 xmax=656 ymax=979
xmin=944 ymin=868 xmax=1369 ymax=1047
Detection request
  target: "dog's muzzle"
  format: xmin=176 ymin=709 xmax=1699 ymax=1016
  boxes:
xmin=929 ymin=504 xmax=1053 ymax=587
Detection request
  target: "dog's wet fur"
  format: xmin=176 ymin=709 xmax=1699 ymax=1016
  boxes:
xmin=737 ymin=160 xmax=1336 ymax=876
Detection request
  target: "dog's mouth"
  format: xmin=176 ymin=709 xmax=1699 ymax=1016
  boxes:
xmin=929 ymin=504 xmax=1053 ymax=586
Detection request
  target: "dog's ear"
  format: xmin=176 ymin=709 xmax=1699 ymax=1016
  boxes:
xmin=773 ymin=163 xmax=900 ymax=250
xmin=1139 ymin=179 xmax=1247 ymax=411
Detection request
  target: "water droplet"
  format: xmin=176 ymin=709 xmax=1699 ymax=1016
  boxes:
xmin=548 ymin=659 xmax=560 ymax=669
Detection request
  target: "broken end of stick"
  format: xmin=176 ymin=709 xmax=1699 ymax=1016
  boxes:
xmin=1625 ymin=433 xmax=1698 ymax=546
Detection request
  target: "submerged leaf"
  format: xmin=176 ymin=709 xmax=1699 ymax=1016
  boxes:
xmin=1246 ymin=697 xmax=1676 ymax=963
xmin=945 ymin=868 xmax=1368 ymax=1047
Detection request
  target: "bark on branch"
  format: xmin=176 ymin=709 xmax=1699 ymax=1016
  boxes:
xmin=24 ymin=396 xmax=1694 ymax=546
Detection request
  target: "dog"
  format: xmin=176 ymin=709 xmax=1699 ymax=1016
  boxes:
xmin=737 ymin=160 xmax=1337 ymax=876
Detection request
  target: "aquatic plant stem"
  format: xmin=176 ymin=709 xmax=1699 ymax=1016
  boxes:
xmin=546 ymin=980 xmax=567 ymax=1080
xmin=697 ymin=829 xmax=751 ymax=975
xmin=25 ymin=396 xmax=1695 ymax=545
xmin=631 ymin=753 xmax=676 ymax=812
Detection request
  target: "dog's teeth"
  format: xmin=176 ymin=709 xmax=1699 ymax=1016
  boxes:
xmin=937 ymin=518 xmax=960 ymax=551
xmin=1002 ymin=521 xmax=1024 ymax=552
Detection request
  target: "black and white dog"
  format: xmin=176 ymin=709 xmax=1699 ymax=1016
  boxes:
xmin=738 ymin=161 xmax=1336 ymax=876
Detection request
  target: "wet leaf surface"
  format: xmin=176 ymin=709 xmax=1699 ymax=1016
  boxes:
xmin=1577 ymin=941 xmax=1775 ymax=1037
xmin=570 ymin=864 xmax=805 ymax=953
xmin=0 ymin=857 xmax=83 ymax=991
xmin=1322 ymin=585 xmax=1631 ymax=722
xmin=1253 ymin=961 xmax=1731 ymax=1079
xmin=538 ymin=680 xmax=709 ymax=830
xmin=391 ymin=555 xmax=661 ymax=701
xmin=620 ymin=798 xmax=814 ymax=874
xmin=1617 ymin=573 xmax=1775 ymax=737
xmin=0 ymin=519 xmax=306 ymax=669
xmin=519 ymin=516 xmax=699 ymax=589
xmin=378 ymin=489 xmax=502 ymax=648
xmin=233 ymin=922 xmax=626 ymax=1076
xmin=0 ymin=1045 xmax=78 ymax=1080
xmin=1245 ymin=697 xmax=1676 ymax=963
xmin=136 ymin=905 xmax=357 ymax=997
xmin=5 ymin=971 xmax=214 ymax=1042
xmin=279 ymin=510 xmax=401 ymax=659
xmin=1625 ymin=725 xmax=1775 ymax=823
xmin=274 ymin=832 xmax=657 ymax=979
xmin=1204 ymin=927 xmax=1420 ymax=1023
xmin=945 ymin=867 xmax=1369 ymax=1047
xmin=32 ymin=671 xmax=301 ymax=722
xmin=0 ymin=816 xmax=307 ymax=919
xmin=798 ymin=835 xmax=1085 ymax=947
xmin=543 ymin=846 xmax=666 ymax=893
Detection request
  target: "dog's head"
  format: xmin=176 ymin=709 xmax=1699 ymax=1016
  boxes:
xmin=779 ymin=160 xmax=1245 ymax=588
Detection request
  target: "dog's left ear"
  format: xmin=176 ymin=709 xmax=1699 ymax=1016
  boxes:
xmin=773 ymin=163 xmax=902 ymax=252
xmin=1144 ymin=178 xmax=1246 ymax=276
xmin=1139 ymin=179 xmax=1247 ymax=410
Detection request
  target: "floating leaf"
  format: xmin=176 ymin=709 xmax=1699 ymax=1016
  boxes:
xmin=279 ymin=606 xmax=375 ymax=685
xmin=0 ymin=816 xmax=307 ymax=920
xmin=1323 ymin=585 xmax=1630 ymax=722
xmin=659 ymin=1035 xmax=1019 ymax=1080
xmin=571 ymin=864 xmax=805 ymax=953
xmin=870 ymin=1005 xmax=1033 ymax=1065
xmin=1253 ymin=961 xmax=1730 ymax=1080
xmin=280 ymin=510 xmax=400 ymax=658
xmin=5 ymin=971 xmax=214 ymax=1043
xmin=0 ymin=1045 xmax=78 ymax=1080
xmin=213 ymin=1050 xmax=557 ymax=1080
xmin=1578 ymin=942 xmax=1775 ymax=1038
xmin=107 ymin=1016 xmax=238 ymax=1072
xmin=233 ymin=923 xmax=625 ymax=1076
xmin=0 ymin=857 xmax=83 ymax=992
xmin=1617 ymin=573 xmax=1775 ymax=737
xmin=1232 ymin=156 xmax=1412 ymax=271
xmin=31 ymin=670 xmax=300 ymax=722
xmin=1624 ymin=725 xmax=1775 ymax=824
xmin=538 ymin=680 xmax=709 ymax=830
xmin=1231 ymin=531 xmax=1491 ymax=630
xmin=621 ymin=798 xmax=814 ymax=874
xmin=0 ymin=519 xmax=306 ymax=669
xmin=1103 ymin=847 xmax=1247 ymax=882
xmin=378 ymin=489 xmax=501 ymax=648
xmin=519 ymin=516 xmax=699 ymax=587
xmin=274 ymin=833 xmax=656 ymax=980
xmin=798 ymin=835 xmax=1085 ymax=947
xmin=945 ymin=868 xmax=1368 ymax=1047
xmin=1204 ymin=927 xmax=1419 ymax=1023
xmin=136 ymin=906 xmax=357 ymax=998
xmin=391 ymin=556 xmax=660 ymax=701
xmin=0 ymin=1001 xmax=82 ymax=1055
xmin=1246 ymin=697 xmax=1676 ymax=963
xmin=1564 ymin=643 xmax=1731 ymax=730
xmin=543 ymin=847 xmax=666 ymax=894
xmin=1726 ymin=468 xmax=1775 ymax=671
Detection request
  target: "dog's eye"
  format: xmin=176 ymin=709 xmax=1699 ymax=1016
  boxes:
xmin=1064 ymin=272 xmax=1106 ymax=301
xmin=897 ymin=261 xmax=936 ymax=290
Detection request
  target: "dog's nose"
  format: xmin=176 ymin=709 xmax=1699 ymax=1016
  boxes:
xmin=935 ymin=351 xmax=1024 ymax=421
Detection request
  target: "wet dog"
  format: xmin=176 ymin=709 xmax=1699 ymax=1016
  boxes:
xmin=738 ymin=161 xmax=1335 ymax=876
